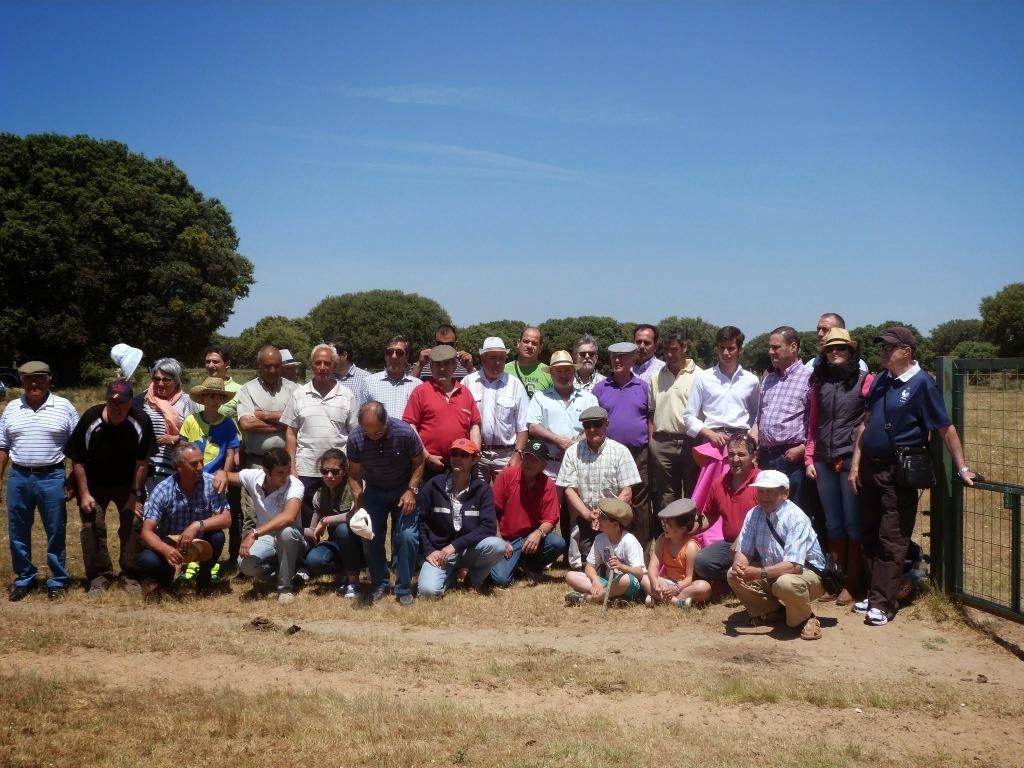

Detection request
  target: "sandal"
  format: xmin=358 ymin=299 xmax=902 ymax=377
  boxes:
xmin=800 ymin=616 xmax=822 ymax=641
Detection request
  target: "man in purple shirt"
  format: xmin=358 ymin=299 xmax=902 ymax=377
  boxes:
xmin=346 ymin=400 xmax=426 ymax=604
xmin=593 ymin=341 xmax=652 ymax=547
xmin=752 ymin=326 xmax=812 ymax=508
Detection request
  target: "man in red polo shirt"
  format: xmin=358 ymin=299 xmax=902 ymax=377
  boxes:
xmin=694 ymin=433 xmax=760 ymax=585
xmin=488 ymin=440 xmax=566 ymax=586
xmin=403 ymin=345 xmax=481 ymax=482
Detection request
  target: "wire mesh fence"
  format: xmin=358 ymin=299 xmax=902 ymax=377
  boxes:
xmin=949 ymin=359 xmax=1024 ymax=618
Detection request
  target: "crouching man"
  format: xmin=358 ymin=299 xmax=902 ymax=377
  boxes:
xmin=234 ymin=447 xmax=305 ymax=604
xmin=137 ymin=443 xmax=231 ymax=592
xmin=727 ymin=470 xmax=826 ymax=640
xmin=415 ymin=439 xmax=505 ymax=603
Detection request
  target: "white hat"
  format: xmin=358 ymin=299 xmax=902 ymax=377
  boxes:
xmin=110 ymin=343 xmax=143 ymax=380
xmin=349 ymin=508 xmax=374 ymax=540
xmin=479 ymin=337 xmax=509 ymax=355
xmin=749 ymin=469 xmax=790 ymax=490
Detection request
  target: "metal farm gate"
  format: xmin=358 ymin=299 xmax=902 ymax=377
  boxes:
xmin=932 ymin=357 xmax=1024 ymax=623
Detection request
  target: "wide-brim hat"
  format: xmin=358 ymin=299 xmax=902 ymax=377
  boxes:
xmin=821 ymin=328 xmax=857 ymax=349
xmin=349 ymin=508 xmax=374 ymax=540
xmin=166 ymin=535 xmax=214 ymax=564
xmin=190 ymin=377 xmax=229 ymax=400
xmin=110 ymin=343 xmax=144 ymax=380
xmin=544 ymin=350 xmax=576 ymax=371
xmin=479 ymin=337 xmax=509 ymax=355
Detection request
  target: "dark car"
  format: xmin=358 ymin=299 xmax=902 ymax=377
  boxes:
xmin=0 ymin=366 xmax=19 ymax=400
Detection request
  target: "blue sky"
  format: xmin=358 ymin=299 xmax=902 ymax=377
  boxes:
xmin=3 ymin=1 xmax=1021 ymax=340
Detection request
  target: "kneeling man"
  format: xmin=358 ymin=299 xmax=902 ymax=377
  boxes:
xmin=137 ymin=443 xmax=231 ymax=591
xmin=727 ymin=470 xmax=826 ymax=640
xmin=489 ymin=440 xmax=566 ymax=586
xmin=235 ymin=447 xmax=305 ymax=604
xmin=415 ymin=439 xmax=505 ymax=602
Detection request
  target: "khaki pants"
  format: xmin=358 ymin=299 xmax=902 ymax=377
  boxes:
xmin=728 ymin=569 xmax=824 ymax=627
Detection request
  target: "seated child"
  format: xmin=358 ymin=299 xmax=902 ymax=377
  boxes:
xmin=564 ymin=498 xmax=646 ymax=606
xmin=642 ymin=498 xmax=712 ymax=608
xmin=298 ymin=448 xmax=364 ymax=597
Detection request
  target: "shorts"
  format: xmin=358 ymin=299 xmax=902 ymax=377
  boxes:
xmin=599 ymin=573 xmax=643 ymax=601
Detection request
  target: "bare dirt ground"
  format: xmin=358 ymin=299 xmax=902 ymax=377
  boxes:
xmin=3 ymin=575 xmax=1024 ymax=768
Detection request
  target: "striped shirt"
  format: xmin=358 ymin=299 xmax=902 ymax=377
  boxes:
xmin=556 ymin=437 xmax=641 ymax=510
xmin=280 ymin=380 xmax=358 ymax=476
xmin=358 ymin=370 xmax=422 ymax=419
xmin=736 ymin=499 xmax=825 ymax=569
xmin=0 ymin=393 xmax=79 ymax=466
xmin=136 ymin=394 xmax=199 ymax=480
xmin=346 ymin=418 xmax=424 ymax=490
xmin=757 ymin=360 xmax=812 ymax=448
xmin=143 ymin=472 xmax=228 ymax=538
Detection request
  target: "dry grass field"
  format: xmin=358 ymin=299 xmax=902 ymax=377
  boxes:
xmin=2 ymin=382 xmax=1024 ymax=768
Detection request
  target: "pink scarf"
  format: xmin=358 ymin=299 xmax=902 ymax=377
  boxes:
xmin=145 ymin=383 xmax=184 ymax=435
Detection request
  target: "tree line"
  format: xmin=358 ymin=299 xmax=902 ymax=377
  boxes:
xmin=2 ymin=133 xmax=1021 ymax=383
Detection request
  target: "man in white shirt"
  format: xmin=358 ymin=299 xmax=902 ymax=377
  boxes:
xmin=683 ymin=326 xmax=760 ymax=447
xmin=463 ymin=337 xmax=529 ymax=483
xmin=233 ymin=447 xmax=306 ymax=604
xmin=0 ymin=361 xmax=79 ymax=600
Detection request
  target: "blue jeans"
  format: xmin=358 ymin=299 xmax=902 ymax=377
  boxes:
xmin=758 ymin=447 xmax=804 ymax=508
xmin=815 ymin=458 xmax=859 ymax=539
xmin=362 ymin=484 xmax=418 ymax=596
xmin=6 ymin=466 xmax=70 ymax=588
xmin=489 ymin=532 xmax=566 ymax=586
xmin=136 ymin=530 xmax=225 ymax=586
xmin=304 ymin=523 xmax=365 ymax=577
xmin=418 ymin=536 xmax=506 ymax=596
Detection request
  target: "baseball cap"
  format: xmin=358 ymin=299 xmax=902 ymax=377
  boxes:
xmin=521 ymin=440 xmax=550 ymax=461
xmin=874 ymin=326 xmax=916 ymax=349
xmin=449 ymin=438 xmax=480 ymax=455
xmin=106 ymin=379 xmax=134 ymax=402
xmin=749 ymin=469 xmax=790 ymax=489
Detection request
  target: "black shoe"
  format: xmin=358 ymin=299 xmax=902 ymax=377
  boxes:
xmin=47 ymin=587 xmax=66 ymax=601
xmin=369 ymin=587 xmax=388 ymax=604
xmin=9 ymin=583 xmax=35 ymax=602
xmin=397 ymin=593 xmax=415 ymax=607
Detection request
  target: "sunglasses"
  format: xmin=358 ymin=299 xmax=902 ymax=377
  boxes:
xmin=577 ymin=351 xmax=597 ymax=358
xmin=320 ymin=467 xmax=343 ymax=476
xmin=825 ymin=345 xmax=852 ymax=354
xmin=386 ymin=349 xmax=407 ymax=357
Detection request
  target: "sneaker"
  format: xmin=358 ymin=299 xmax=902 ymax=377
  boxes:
xmin=676 ymin=597 xmax=693 ymax=609
xmin=294 ymin=569 xmax=311 ymax=587
xmin=335 ymin=583 xmax=359 ymax=599
xmin=852 ymin=598 xmax=869 ymax=615
xmin=564 ymin=590 xmax=588 ymax=607
xmin=278 ymin=591 xmax=296 ymax=605
xmin=865 ymin=607 xmax=889 ymax=626
xmin=398 ymin=593 xmax=414 ymax=607
xmin=208 ymin=563 xmax=220 ymax=583
xmin=644 ymin=595 xmax=655 ymax=607
xmin=369 ymin=587 xmax=389 ymax=604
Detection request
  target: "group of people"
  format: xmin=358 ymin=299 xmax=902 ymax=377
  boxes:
xmin=0 ymin=314 xmax=975 ymax=640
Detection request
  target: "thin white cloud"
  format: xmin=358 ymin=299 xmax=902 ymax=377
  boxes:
xmin=337 ymin=81 xmax=655 ymax=127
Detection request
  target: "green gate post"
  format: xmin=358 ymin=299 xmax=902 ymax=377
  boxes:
xmin=932 ymin=356 xmax=957 ymax=594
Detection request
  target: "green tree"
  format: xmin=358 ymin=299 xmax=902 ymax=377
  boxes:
xmin=306 ymin=290 xmax=450 ymax=367
xmin=457 ymin=320 xmax=526 ymax=366
xmin=740 ymin=332 xmax=772 ymax=374
xmin=656 ymin=316 xmax=717 ymax=367
xmin=538 ymin=316 xmax=631 ymax=368
xmin=235 ymin=316 xmax=319 ymax=368
xmin=950 ymin=340 xmax=999 ymax=359
xmin=980 ymin=283 xmax=1024 ymax=357
xmin=930 ymin=319 xmax=984 ymax=356
xmin=0 ymin=133 xmax=254 ymax=384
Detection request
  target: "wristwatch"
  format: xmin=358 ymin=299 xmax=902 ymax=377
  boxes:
xmin=407 ymin=485 xmax=419 ymax=495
